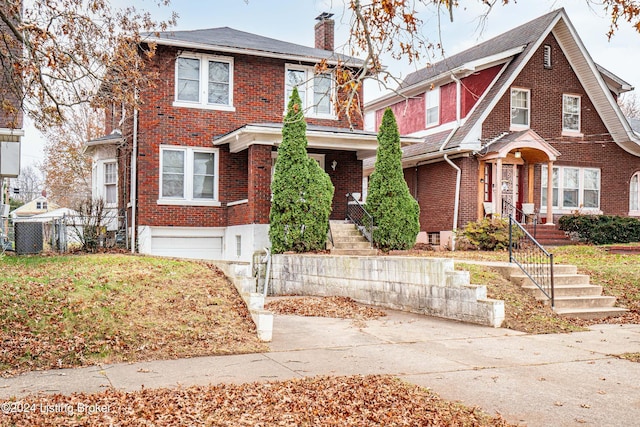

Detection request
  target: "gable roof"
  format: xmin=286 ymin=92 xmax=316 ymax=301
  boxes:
xmin=144 ymin=27 xmax=362 ymax=66
xmin=366 ymin=8 xmax=640 ymax=162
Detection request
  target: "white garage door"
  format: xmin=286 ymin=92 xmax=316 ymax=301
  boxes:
xmin=152 ymin=235 xmax=223 ymax=260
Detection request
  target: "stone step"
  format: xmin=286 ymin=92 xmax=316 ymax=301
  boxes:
xmin=332 ymin=230 xmax=364 ymax=239
xmin=551 ymin=295 xmax=617 ymax=309
xmin=511 ymin=273 xmax=590 ymax=287
xmin=554 ymin=306 xmax=629 ymax=320
xmin=332 ymin=235 xmax=370 ymax=243
xmin=523 ymin=283 xmax=603 ymax=298
xmin=333 ymin=241 xmax=373 ymax=250
xmin=330 ymin=248 xmax=378 ymax=256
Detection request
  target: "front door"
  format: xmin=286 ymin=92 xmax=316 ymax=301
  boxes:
xmin=500 ymin=164 xmax=520 ymax=216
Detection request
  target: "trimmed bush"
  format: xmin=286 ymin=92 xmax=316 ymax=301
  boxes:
xmin=269 ymin=88 xmax=334 ymax=254
xmin=460 ymin=216 xmax=521 ymax=251
xmin=366 ymin=108 xmax=420 ymax=251
xmin=558 ymin=214 xmax=640 ymax=245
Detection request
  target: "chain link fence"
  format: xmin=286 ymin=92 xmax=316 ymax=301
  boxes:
xmin=3 ymin=209 xmax=128 ymax=255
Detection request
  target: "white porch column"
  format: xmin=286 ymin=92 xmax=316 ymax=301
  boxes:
xmin=546 ymin=161 xmax=554 ymax=225
xmin=495 ymin=157 xmax=503 ymax=215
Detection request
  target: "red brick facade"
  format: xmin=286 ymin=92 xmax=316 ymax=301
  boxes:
xmin=390 ymin=32 xmax=640 ymax=235
xmin=111 ymin=43 xmax=366 ymax=231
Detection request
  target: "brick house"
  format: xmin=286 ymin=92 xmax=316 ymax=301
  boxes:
xmin=364 ymin=8 xmax=640 ymax=248
xmin=0 ymin=0 xmax=23 ymax=180
xmin=86 ymin=14 xmax=402 ymax=261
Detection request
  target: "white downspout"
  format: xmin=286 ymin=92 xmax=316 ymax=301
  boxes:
xmin=439 ymin=73 xmax=463 ymax=250
xmin=130 ymin=102 xmax=138 ymax=254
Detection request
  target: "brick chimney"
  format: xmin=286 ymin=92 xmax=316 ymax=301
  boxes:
xmin=315 ymin=12 xmax=335 ymax=51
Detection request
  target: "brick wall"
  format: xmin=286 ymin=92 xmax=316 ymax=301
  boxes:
xmin=123 ymin=45 xmax=365 ymax=229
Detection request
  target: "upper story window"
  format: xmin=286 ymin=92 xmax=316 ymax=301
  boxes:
xmin=285 ymin=65 xmax=335 ymax=119
xmin=174 ymin=54 xmax=234 ymax=111
xmin=36 ymin=201 xmax=47 ymax=210
xmin=425 ymin=87 xmax=440 ymax=127
xmin=630 ymin=172 xmax=640 ymax=216
xmin=541 ymin=165 xmax=600 ymax=212
xmin=159 ymin=146 xmax=220 ymax=206
xmin=510 ymin=88 xmax=530 ymax=128
xmin=104 ymin=162 xmax=117 ymax=205
xmin=562 ymin=94 xmax=581 ymax=133
xmin=543 ymin=45 xmax=552 ymax=69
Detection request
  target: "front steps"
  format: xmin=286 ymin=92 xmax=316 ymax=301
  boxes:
xmin=329 ymin=220 xmax=377 ymax=256
xmin=523 ymin=223 xmax=572 ymax=246
xmin=499 ymin=264 xmax=628 ymax=320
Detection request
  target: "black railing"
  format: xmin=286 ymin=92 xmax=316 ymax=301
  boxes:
xmin=508 ymin=215 xmax=555 ymax=307
xmin=346 ymin=193 xmax=373 ymax=247
xmin=502 ymin=198 xmax=537 ymax=238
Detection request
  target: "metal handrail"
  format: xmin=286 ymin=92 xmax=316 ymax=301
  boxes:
xmin=508 ymin=215 xmax=555 ymax=307
xmin=346 ymin=193 xmax=374 ymax=248
xmin=502 ymin=198 xmax=537 ymax=238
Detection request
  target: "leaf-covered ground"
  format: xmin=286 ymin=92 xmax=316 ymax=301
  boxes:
xmin=266 ymin=296 xmax=387 ymax=320
xmin=0 ymin=254 xmax=267 ymax=377
xmin=0 ymin=375 xmax=515 ymax=426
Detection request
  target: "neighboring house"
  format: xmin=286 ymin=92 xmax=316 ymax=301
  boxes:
xmin=0 ymin=0 xmax=23 ymax=184
xmin=364 ymin=8 xmax=640 ymax=248
xmin=10 ymin=195 xmax=59 ymax=219
xmin=87 ymin=14 xmax=415 ymax=261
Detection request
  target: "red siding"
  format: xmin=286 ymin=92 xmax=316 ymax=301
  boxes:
xmin=461 ymin=65 xmax=501 ymax=117
xmin=376 ymin=94 xmax=425 ymax=135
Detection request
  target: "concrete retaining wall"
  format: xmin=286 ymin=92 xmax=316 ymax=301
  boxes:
xmin=270 ymin=254 xmax=504 ymax=327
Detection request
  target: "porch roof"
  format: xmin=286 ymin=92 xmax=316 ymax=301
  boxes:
xmin=479 ymin=129 xmax=561 ymax=163
xmin=213 ymin=122 xmax=422 ymax=160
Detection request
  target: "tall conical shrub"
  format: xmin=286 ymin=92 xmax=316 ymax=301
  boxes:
xmin=269 ymin=87 xmax=334 ymax=253
xmin=366 ymin=108 xmax=420 ymax=251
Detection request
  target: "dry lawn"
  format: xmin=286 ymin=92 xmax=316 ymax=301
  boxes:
xmin=0 ymin=254 xmax=267 ymax=376
xmin=0 ymin=375 xmax=514 ymax=426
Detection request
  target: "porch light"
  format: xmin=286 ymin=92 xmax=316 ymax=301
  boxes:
xmin=331 ymin=160 xmax=337 ymax=170
xmin=514 ymin=150 xmax=522 ymax=158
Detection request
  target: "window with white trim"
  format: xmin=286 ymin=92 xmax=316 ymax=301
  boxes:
xmin=175 ymin=54 xmax=234 ymax=110
xmin=541 ymin=165 xmax=600 ymax=212
xmin=159 ymin=146 xmax=219 ymax=205
xmin=562 ymin=94 xmax=581 ymax=133
xmin=104 ymin=162 xmax=117 ymax=204
xmin=630 ymin=172 xmax=640 ymax=215
xmin=285 ymin=65 xmax=334 ymax=118
xmin=510 ymin=88 xmax=530 ymax=128
xmin=426 ymin=87 xmax=440 ymax=127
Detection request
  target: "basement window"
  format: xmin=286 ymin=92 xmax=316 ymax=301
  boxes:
xmin=427 ymin=232 xmax=440 ymax=246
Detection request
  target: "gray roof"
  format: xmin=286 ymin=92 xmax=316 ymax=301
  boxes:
xmin=629 ymin=118 xmax=640 ymax=134
xmin=145 ymin=27 xmax=361 ymax=65
xmin=400 ymin=9 xmax=560 ymax=89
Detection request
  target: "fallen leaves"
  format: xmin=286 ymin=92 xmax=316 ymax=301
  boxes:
xmin=266 ymin=296 xmax=387 ymax=320
xmin=0 ymin=375 xmax=515 ymax=426
xmin=0 ymin=254 xmax=268 ymax=377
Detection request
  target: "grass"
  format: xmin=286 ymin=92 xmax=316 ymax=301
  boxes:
xmin=398 ymin=244 xmax=640 ymax=333
xmin=0 ymin=254 xmax=267 ymax=376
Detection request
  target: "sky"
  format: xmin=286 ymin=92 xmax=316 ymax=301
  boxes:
xmin=21 ymin=0 xmax=640 ymax=168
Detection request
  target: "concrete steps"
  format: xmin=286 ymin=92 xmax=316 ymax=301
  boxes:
xmin=329 ymin=220 xmax=377 ymax=256
xmin=499 ymin=264 xmax=627 ymax=319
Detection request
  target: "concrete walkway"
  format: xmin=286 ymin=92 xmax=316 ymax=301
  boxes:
xmin=2 ymin=310 xmax=640 ymax=426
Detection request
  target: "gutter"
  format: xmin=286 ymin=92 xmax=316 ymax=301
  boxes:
xmin=439 ymin=73 xmax=463 ymax=251
xmin=130 ymin=101 xmax=139 ymax=254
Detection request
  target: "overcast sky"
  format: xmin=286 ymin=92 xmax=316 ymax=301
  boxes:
xmin=22 ymin=0 xmax=640 ymax=167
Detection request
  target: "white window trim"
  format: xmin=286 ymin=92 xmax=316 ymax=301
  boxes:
xmin=158 ymin=145 xmax=221 ymax=207
xmin=510 ymin=88 xmax=530 ymax=130
xmin=540 ymin=165 xmax=601 ymax=214
xmin=630 ymin=172 xmax=640 ymax=216
xmin=425 ymin=87 xmax=440 ymax=127
xmin=562 ymin=94 xmax=583 ymax=136
xmin=284 ymin=64 xmax=336 ymax=120
xmin=173 ymin=53 xmax=235 ymax=112
xmin=103 ymin=161 xmax=118 ymax=206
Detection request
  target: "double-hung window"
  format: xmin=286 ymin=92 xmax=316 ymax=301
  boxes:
xmin=175 ymin=54 xmax=234 ymax=111
xmin=159 ymin=146 xmax=219 ymax=206
xmin=630 ymin=172 xmax=640 ymax=215
xmin=562 ymin=94 xmax=581 ymax=133
xmin=425 ymin=87 xmax=440 ymax=127
xmin=285 ymin=65 xmax=334 ymax=118
xmin=104 ymin=162 xmax=117 ymax=205
xmin=541 ymin=165 xmax=600 ymax=212
xmin=510 ymin=88 xmax=530 ymax=128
